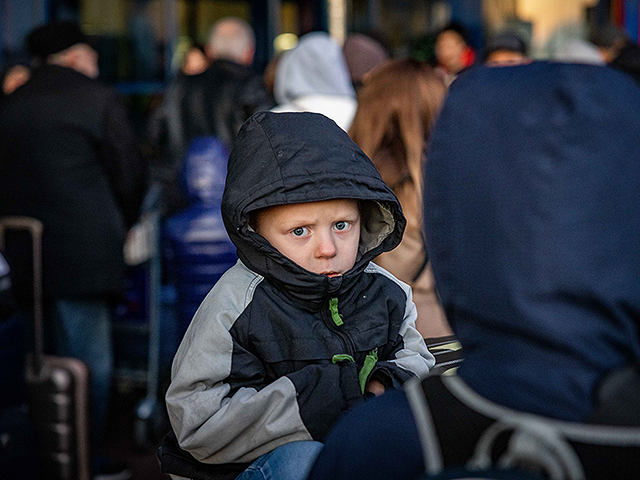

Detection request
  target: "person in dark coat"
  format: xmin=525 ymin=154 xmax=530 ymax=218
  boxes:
xmin=0 ymin=21 xmax=145 ymax=478
xmin=146 ymin=17 xmax=274 ymax=215
xmin=307 ymin=62 xmax=640 ymax=480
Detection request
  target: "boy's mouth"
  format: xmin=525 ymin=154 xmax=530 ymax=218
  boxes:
xmin=322 ymin=271 xmax=340 ymax=277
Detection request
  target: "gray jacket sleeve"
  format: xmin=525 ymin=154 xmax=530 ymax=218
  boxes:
xmin=165 ymin=262 xmax=313 ymax=464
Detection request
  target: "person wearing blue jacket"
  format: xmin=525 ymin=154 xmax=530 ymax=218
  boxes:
xmin=307 ymin=61 xmax=640 ymax=480
xmin=165 ymin=111 xmax=434 ymax=480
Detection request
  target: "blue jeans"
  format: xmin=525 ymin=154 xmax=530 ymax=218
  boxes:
xmin=236 ymin=441 xmax=324 ymax=480
xmin=50 ymin=298 xmax=113 ymax=449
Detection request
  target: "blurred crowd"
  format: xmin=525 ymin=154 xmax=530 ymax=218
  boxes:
xmin=1 ymin=15 xmax=640 ymax=480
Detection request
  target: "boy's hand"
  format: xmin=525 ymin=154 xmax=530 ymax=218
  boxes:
xmin=365 ymin=379 xmax=385 ymax=397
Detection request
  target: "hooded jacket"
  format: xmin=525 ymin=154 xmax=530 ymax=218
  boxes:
xmin=272 ymin=32 xmax=357 ymax=131
xmin=303 ymin=62 xmax=640 ymax=480
xmin=166 ymin=111 xmax=434 ymax=464
xmin=424 ymin=62 xmax=640 ymax=421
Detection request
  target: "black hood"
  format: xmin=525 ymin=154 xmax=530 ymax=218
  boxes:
xmin=222 ymin=111 xmax=405 ymax=309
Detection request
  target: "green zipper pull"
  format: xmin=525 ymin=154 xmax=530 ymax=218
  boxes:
xmin=329 ymin=297 xmax=343 ymax=326
xmin=358 ymin=348 xmax=379 ymax=394
xmin=332 ymin=354 xmax=354 ymax=364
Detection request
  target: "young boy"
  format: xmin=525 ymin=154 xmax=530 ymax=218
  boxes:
xmin=165 ymin=111 xmax=434 ymax=480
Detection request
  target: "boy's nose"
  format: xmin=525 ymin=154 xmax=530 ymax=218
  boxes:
xmin=315 ymin=233 xmax=337 ymax=258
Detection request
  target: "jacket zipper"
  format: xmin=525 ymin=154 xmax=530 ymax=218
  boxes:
xmin=322 ymin=297 xmax=356 ymax=357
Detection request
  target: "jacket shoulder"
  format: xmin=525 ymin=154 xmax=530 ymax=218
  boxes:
xmin=364 ymin=261 xmax=412 ymax=297
xmin=190 ymin=260 xmax=264 ymax=330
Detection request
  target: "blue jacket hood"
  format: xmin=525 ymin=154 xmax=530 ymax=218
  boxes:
xmin=424 ymin=62 xmax=640 ymax=420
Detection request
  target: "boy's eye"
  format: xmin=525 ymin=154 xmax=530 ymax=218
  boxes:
xmin=291 ymin=227 xmax=309 ymax=237
xmin=334 ymin=221 xmax=350 ymax=231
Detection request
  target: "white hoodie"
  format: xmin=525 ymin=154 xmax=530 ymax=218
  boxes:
xmin=272 ymin=32 xmax=357 ymax=131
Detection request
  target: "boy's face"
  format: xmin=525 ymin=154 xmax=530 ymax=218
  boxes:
xmin=254 ymin=199 xmax=361 ymax=277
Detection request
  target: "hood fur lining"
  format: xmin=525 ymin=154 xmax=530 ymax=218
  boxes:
xmin=359 ymin=201 xmax=395 ymax=257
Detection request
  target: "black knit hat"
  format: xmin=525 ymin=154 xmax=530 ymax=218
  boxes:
xmin=26 ymin=22 xmax=90 ymax=59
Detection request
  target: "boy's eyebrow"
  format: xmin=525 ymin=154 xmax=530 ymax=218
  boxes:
xmin=278 ymin=217 xmax=316 ymax=229
xmin=339 ymin=211 xmax=361 ymax=221
xmin=279 ymin=212 xmax=360 ymax=229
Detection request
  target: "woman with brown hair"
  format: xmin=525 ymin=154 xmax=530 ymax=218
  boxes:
xmin=349 ymin=58 xmax=451 ymax=339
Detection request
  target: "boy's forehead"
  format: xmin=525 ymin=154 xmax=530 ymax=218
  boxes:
xmin=256 ymin=198 xmax=360 ymax=222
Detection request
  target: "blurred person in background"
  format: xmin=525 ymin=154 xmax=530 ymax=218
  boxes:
xmin=146 ymin=17 xmax=273 ymax=215
xmin=590 ymin=24 xmax=630 ymax=63
xmin=484 ymin=31 xmax=530 ymax=66
xmin=342 ymin=32 xmax=390 ymax=90
xmin=348 ymin=58 xmax=451 ymax=339
xmin=1 ymin=63 xmax=31 ymax=97
xmin=0 ymin=21 xmax=146 ymax=480
xmin=434 ymin=23 xmax=476 ymax=85
xmin=552 ymin=37 xmax=605 ymax=65
xmin=308 ymin=61 xmax=640 ymax=480
xmin=181 ymin=44 xmax=209 ymax=76
xmin=272 ymin=31 xmax=357 ymax=131
xmin=591 ymin=24 xmax=640 ymax=83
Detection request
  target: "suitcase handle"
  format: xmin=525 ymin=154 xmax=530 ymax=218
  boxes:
xmin=0 ymin=216 xmax=45 ymax=374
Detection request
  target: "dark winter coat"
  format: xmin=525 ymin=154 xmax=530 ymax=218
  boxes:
xmin=165 ymin=111 xmax=434 ymax=464
xmin=424 ymin=61 xmax=640 ymax=421
xmin=306 ymin=61 xmax=640 ymax=480
xmin=0 ymin=64 xmax=145 ymax=298
xmin=147 ymin=60 xmax=274 ymax=214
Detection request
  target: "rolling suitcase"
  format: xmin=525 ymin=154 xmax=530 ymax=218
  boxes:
xmin=0 ymin=216 xmax=92 ymax=480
